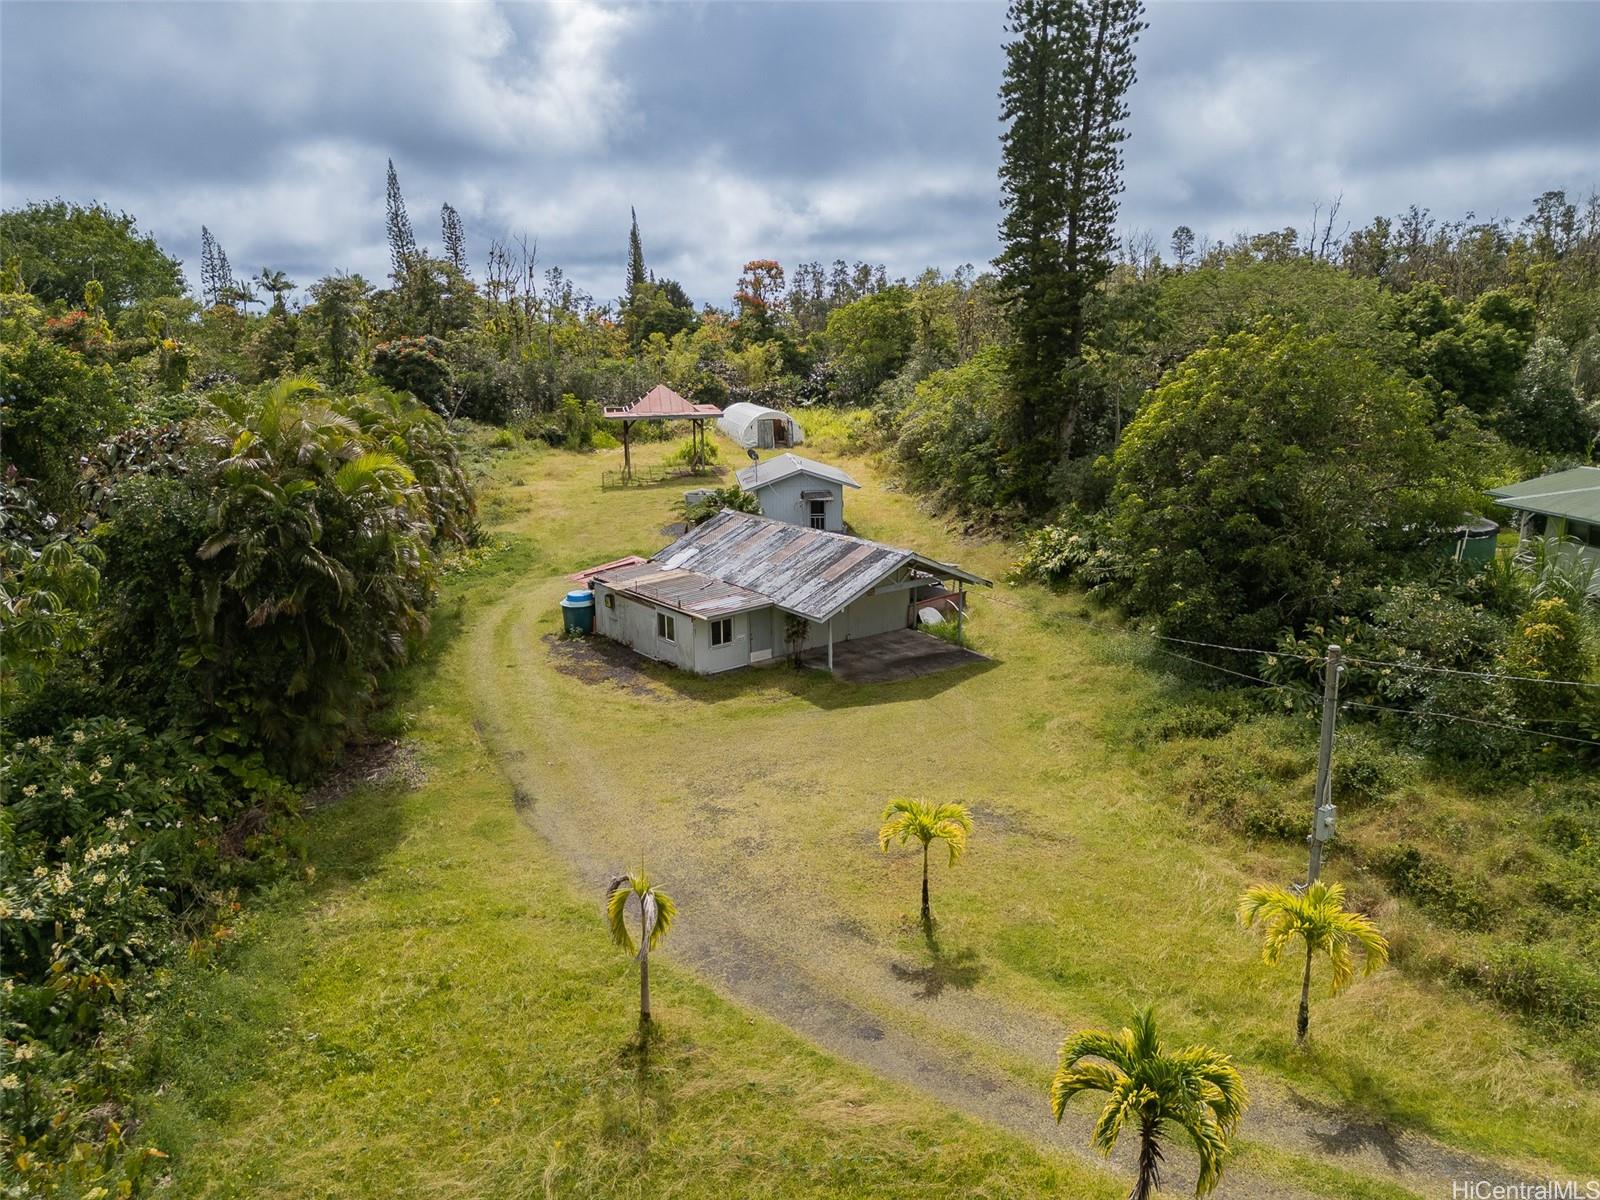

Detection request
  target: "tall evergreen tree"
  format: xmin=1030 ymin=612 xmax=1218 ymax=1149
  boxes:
xmin=441 ymin=203 xmax=468 ymax=275
xmin=626 ymin=206 xmax=647 ymax=295
xmin=997 ymin=0 xmax=1144 ymax=498
xmin=200 ymin=225 xmax=223 ymax=306
xmin=385 ymin=158 xmax=418 ymax=281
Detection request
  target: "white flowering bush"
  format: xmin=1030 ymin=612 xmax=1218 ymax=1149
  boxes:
xmin=2 ymin=716 xmax=297 ymax=1189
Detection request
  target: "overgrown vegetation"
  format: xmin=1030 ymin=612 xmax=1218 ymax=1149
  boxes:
xmin=0 ymin=229 xmax=476 ymax=1193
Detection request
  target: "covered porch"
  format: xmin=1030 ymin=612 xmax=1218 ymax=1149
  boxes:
xmin=800 ymin=628 xmax=987 ymax=683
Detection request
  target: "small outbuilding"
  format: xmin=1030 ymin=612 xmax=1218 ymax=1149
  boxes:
xmin=735 ymin=453 xmax=860 ymax=532
xmin=717 ymin=402 xmax=805 ymax=450
xmin=1489 ymin=466 xmax=1600 ymax=568
xmin=585 ymin=510 xmax=989 ymax=675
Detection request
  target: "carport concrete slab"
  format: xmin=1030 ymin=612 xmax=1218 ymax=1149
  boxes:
xmin=801 ymin=628 xmax=988 ymax=683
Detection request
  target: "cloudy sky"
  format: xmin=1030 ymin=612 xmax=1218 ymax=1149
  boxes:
xmin=3 ymin=1 xmax=1597 ymax=307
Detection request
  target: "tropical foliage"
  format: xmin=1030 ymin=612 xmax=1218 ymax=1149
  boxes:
xmin=1050 ymin=1008 xmax=1247 ymax=1200
xmin=1238 ymin=881 xmax=1390 ymax=1042
xmin=878 ymin=799 xmax=973 ymax=922
xmin=606 ymin=871 xmax=677 ymax=1024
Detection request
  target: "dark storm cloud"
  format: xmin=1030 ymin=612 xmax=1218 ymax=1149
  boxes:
xmin=2 ymin=1 xmax=1596 ymax=306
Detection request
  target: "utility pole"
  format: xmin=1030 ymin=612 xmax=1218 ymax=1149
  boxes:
xmin=1305 ymin=643 xmax=1342 ymax=888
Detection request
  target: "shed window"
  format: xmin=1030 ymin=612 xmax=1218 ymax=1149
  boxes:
xmin=809 ymin=499 xmax=827 ymax=530
xmin=657 ymin=612 xmax=676 ymax=641
xmin=711 ymin=617 xmax=733 ymax=646
xmin=603 ymin=593 xmax=615 ymax=610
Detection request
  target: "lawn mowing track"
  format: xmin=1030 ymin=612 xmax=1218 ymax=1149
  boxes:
xmin=463 ymin=568 xmax=1547 ymax=1200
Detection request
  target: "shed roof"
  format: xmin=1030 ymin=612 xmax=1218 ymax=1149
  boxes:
xmin=736 ymin=453 xmax=861 ymax=493
xmin=603 ymin=384 xmax=721 ymax=421
xmin=592 ymin=560 xmax=771 ymax=618
xmin=648 ymin=510 xmax=989 ymax=623
xmin=1488 ymin=466 xmax=1600 ymax=524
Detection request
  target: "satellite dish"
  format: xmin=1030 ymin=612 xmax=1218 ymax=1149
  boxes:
xmin=746 ymin=448 xmax=760 ymax=463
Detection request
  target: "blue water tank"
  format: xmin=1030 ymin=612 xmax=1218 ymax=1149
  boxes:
xmin=561 ymin=588 xmax=595 ymax=635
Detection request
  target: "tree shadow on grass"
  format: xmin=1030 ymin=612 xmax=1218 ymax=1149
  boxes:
xmin=889 ymin=921 xmax=986 ymax=999
xmin=598 ymin=1021 xmax=678 ymax=1164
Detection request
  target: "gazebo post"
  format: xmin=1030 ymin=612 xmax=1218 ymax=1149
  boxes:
xmin=623 ymin=419 xmax=632 ymax=479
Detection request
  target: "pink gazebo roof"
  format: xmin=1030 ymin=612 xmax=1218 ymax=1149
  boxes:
xmin=603 ymin=384 xmax=721 ymax=420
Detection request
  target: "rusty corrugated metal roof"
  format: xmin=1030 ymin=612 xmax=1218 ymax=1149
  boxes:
xmin=603 ymin=384 xmax=721 ymax=420
xmin=646 ymin=510 xmax=989 ymax=623
xmin=592 ymin=560 xmax=772 ymax=618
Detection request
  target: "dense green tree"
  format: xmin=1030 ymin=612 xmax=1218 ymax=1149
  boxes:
xmin=997 ymin=0 xmax=1145 ymax=496
xmin=1109 ymin=321 xmax=1482 ymax=644
xmin=824 ymin=286 xmax=916 ymax=403
xmin=0 ymin=200 xmax=184 ymax=316
xmin=305 ymin=273 xmax=374 ymax=386
xmin=624 ymin=279 xmax=697 ymax=347
xmin=1500 ymin=335 xmax=1590 ymax=452
xmin=371 ymin=334 xmax=452 ymax=411
xmin=0 ymin=328 xmax=122 ymax=514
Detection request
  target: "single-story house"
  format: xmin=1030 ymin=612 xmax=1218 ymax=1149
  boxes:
xmin=735 ymin=453 xmax=861 ymax=532
xmin=1489 ymin=466 xmax=1600 ymax=568
xmin=587 ymin=510 xmax=989 ymax=674
xmin=717 ymin=402 xmax=804 ymax=449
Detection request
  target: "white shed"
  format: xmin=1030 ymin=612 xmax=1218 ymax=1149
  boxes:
xmin=736 ymin=453 xmax=860 ymax=532
xmin=717 ymin=402 xmax=805 ymax=449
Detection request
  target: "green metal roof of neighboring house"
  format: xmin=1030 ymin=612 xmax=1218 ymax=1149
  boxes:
xmin=1488 ymin=466 xmax=1600 ymax=524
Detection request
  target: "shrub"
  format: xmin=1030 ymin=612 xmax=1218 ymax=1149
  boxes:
xmin=679 ymin=485 xmax=758 ymax=527
xmin=1010 ymin=511 xmax=1128 ymax=590
xmin=1454 ymin=942 xmax=1600 ymax=1030
xmin=370 ymin=334 xmax=451 ymax=412
xmin=1376 ymin=845 xmax=1496 ymax=930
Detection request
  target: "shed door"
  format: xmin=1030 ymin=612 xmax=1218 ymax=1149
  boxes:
xmin=773 ymin=420 xmax=790 ymax=447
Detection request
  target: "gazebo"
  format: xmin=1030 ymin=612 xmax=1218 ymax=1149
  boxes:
xmin=603 ymin=384 xmax=721 ymax=480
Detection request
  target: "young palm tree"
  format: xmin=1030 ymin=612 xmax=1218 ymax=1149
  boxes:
xmin=1238 ymin=880 xmax=1389 ymax=1043
xmin=1051 ymin=1008 xmax=1247 ymax=1200
xmin=878 ymin=799 xmax=972 ymax=923
xmin=606 ymin=871 xmax=677 ymax=1024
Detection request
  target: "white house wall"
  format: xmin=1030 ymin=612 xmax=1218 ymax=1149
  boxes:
xmin=751 ymin=475 xmax=846 ymax=531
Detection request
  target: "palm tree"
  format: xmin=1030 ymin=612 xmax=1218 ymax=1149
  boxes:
xmin=1238 ymin=881 xmax=1389 ymax=1044
xmin=878 ymin=799 xmax=972 ymax=923
xmin=606 ymin=871 xmax=676 ymax=1024
xmin=1051 ymin=1008 xmax=1247 ymax=1200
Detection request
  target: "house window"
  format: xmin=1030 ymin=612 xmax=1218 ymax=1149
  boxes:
xmin=657 ymin=612 xmax=676 ymax=641
xmin=711 ymin=617 xmax=733 ymax=646
xmin=809 ymin=499 xmax=827 ymax=530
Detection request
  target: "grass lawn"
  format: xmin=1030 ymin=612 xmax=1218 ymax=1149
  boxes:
xmin=133 ymin=424 xmax=1599 ymax=1197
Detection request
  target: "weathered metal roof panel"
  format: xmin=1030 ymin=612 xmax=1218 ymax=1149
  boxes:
xmin=736 ymin=453 xmax=861 ymax=492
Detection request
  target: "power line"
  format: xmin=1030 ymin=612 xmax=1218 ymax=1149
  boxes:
xmin=1338 ymin=652 xmax=1600 ymax=690
xmin=1032 ymin=598 xmax=1598 ymax=693
xmin=1150 ymin=646 xmax=1317 ymax=699
xmin=1340 ymin=699 xmax=1600 ymax=750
